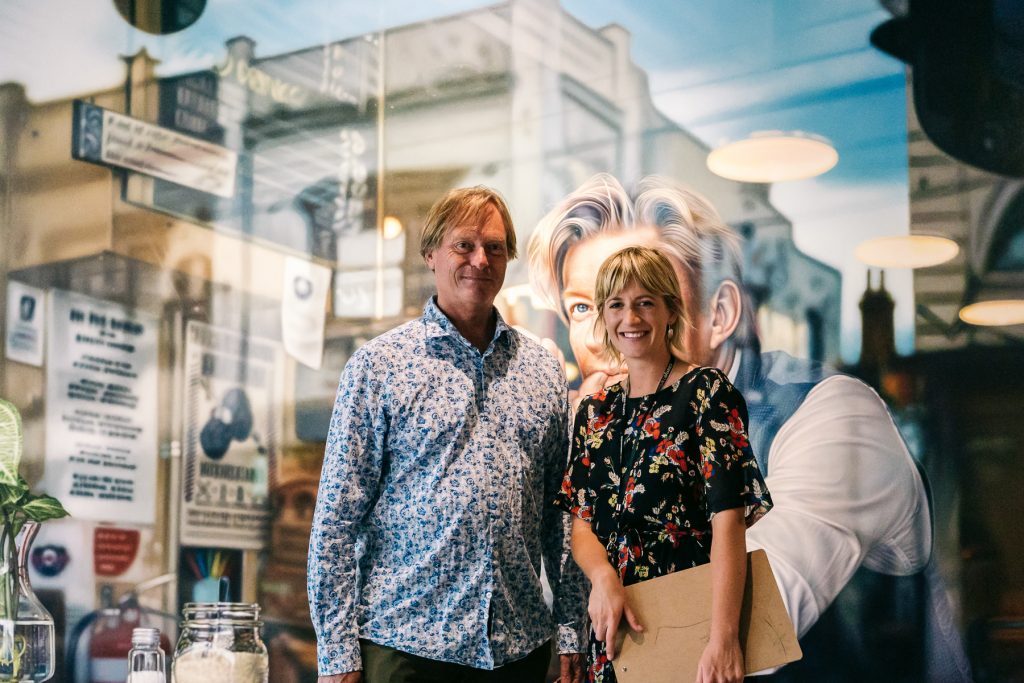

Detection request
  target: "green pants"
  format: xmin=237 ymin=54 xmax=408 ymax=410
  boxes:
xmin=360 ymin=639 xmax=553 ymax=683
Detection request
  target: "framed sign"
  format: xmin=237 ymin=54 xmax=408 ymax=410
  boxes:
xmin=44 ymin=290 xmax=159 ymax=523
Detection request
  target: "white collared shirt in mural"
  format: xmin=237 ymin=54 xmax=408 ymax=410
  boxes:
xmin=307 ymin=297 xmax=586 ymax=676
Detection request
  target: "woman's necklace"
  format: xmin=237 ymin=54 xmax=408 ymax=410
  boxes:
xmin=619 ymin=356 xmax=675 ymax=475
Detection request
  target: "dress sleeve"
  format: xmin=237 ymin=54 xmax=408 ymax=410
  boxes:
xmin=694 ymin=368 xmax=773 ymax=526
xmin=551 ymin=399 xmax=596 ymax=522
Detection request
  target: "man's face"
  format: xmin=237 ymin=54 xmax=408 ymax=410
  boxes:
xmin=561 ymin=226 xmax=711 ymax=380
xmin=425 ymin=204 xmax=509 ymax=315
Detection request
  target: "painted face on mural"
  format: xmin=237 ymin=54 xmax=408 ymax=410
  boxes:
xmin=561 ymin=226 xmax=709 ymax=381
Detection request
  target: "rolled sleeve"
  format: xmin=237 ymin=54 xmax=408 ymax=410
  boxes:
xmin=307 ymin=351 xmax=387 ymax=675
xmin=745 ymin=375 xmax=931 ymax=637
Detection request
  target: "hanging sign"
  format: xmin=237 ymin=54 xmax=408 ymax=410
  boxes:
xmin=282 ymin=256 xmax=330 ymax=369
xmin=72 ymin=100 xmax=238 ymax=198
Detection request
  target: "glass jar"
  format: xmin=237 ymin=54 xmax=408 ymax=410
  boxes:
xmin=127 ymin=627 xmax=165 ymax=683
xmin=171 ymin=603 xmax=267 ymax=683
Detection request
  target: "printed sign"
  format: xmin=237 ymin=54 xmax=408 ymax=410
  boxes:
xmin=93 ymin=527 xmax=141 ymax=577
xmin=180 ymin=322 xmax=280 ymax=549
xmin=282 ymin=256 xmax=331 ymax=369
xmin=5 ymin=280 xmax=45 ymax=366
xmin=44 ymin=290 xmax=158 ymax=523
xmin=72 ymin=100 xmax=238 ymax=198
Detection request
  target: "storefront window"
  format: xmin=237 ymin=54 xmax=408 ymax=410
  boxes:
xmin=1 ymin=1 xmax=1022 ymax=681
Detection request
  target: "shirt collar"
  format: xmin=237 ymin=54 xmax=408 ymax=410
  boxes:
xmin=423 ymin=296 xmax=512 ymax=348
xmin=727 ymin=349 xmax=742 ymax=383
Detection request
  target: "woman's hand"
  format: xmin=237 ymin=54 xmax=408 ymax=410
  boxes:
xmin=695 ymin=636 xmax=744 ymax=683
xmin=588 ymin=567 xmax=643 ymax=660
xmin=697 ymin=508 xmax=748 ymax=683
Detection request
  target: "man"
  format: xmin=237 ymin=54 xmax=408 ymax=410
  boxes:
xmin=308 ymin=186 xmax=586 ymax=683
xmin=527 ymin=173 xmax=971 ymax=682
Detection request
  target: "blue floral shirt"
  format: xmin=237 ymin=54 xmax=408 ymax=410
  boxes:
xmin=307 ymin=298 xmax=586 ymax=675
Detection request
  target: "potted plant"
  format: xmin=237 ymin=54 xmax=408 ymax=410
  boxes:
xmin=0 ymin=398 xmax=68 ymax=681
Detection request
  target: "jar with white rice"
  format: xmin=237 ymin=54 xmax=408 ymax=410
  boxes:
xmin=171 ymin=602 xmax=268 ymax=683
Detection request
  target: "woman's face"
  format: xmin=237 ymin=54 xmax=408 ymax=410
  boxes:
xmin=602 ymin=280 xmax=676 ymax=364
xmin=561 ymin=227 xmax=704 ymax=380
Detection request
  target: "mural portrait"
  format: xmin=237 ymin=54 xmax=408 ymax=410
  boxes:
xmin=527 ymin=173 xmax=971 ymax=682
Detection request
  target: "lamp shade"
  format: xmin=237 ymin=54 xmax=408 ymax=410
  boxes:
xmin=854 ymin=235 xmax=959 ymax=269
xmin=707 ymin=131 xmax=838 ymax=183
xmin=959 ymin=300 xmax=1024 ymax=326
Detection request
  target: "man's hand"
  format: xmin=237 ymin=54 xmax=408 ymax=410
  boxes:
xmin=571 ymin=369 xmax=627 ymax=412
xmin=318 ymin=673 xmax=361 ymax=683
xmin=557 ymin=652 xmax=585 ymax=683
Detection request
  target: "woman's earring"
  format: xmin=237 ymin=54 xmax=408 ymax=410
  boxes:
xmin=667 ymin=325 xmax=674 ymax=337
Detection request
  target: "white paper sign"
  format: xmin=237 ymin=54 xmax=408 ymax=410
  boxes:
xmin=180 ymin=322 xmax=279 ymax=549
xmin=282 ymin=256 xmax=330 ymax=369
xmin=333 ymin=266 xmax=403 ymax=319
xmin=44 ymin=290 xmax=158 ymax=523
xmin=5 ymin=281 xmax=45 ymax=366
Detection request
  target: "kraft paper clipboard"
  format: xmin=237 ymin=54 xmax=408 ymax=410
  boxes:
xmin=612 ymin=549 xmax=801 ymax=683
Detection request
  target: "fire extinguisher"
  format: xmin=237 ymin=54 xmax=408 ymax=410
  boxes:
xmin=85 ymin=586 xmax=171 ymax=683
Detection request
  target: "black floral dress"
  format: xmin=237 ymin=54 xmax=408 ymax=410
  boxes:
xmin=554 ymin=366 xmax=773 ymax=683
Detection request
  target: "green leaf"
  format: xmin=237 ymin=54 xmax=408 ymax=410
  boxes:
xmin=0 ymin=481 xmax=27 ymax=508
xmin=20 ymin=495 xmax=69 ymax=523
xmin=0 ymin=399 xmax=22 ymax=486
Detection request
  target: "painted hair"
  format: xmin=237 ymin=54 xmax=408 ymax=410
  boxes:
xmin=528 ymin=173 xmax=754 ymax=347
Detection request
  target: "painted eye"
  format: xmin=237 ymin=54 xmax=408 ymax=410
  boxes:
xmin=567 ymin=302 xmax=591 ymax=320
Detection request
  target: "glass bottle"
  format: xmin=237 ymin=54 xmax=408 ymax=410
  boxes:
xmin=171 ymin=603 xmax=267 ymax=683
xmin=0 ymin=521 xmax=55 ymax=682
xmin=127 ymin=627 xmax=165 ymax=683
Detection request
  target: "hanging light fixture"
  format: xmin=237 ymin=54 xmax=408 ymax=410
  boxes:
xmin=854 ymin=235 xmax=959 ymax=269
xmin=706 ymin=131 xmax=838 ymax=183
xmin=958 ymin=300 xmax=1024 ymax=326
xmin=381 ymin=216 xmax=404 ymax=240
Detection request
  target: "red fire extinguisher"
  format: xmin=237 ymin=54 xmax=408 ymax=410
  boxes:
xmin=87 ymin=588 xmax=171 ymax=683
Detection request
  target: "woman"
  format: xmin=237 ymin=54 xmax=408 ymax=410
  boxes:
xmin=553 ymin=246 xmax=772 ymax=683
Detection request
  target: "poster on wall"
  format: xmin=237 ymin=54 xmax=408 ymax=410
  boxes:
xmin=44 ymin=290 xmax=158 ymax=523
xmin=5 ymin=280 xmax=45 ymax=366
xmin=281 ymin=256 xmax=330 ymax=370
xmin=180 ymin=321 xmax=279 ymax=549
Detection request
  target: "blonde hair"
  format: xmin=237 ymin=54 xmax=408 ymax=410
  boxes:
xmin=594 ymin=246 xmax=690 ymax=364
xmin=527 ymin=173 xmax=755 ymax=348
xmin=420 ymin=186 xmax=517 ymax=259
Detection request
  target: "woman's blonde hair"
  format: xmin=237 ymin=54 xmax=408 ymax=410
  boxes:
xmin=594 ymin=246 xmax=690 ymax=364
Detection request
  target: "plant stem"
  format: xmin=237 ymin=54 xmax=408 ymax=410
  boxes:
xmin=0 ymin=513 xmax=19 ymax=679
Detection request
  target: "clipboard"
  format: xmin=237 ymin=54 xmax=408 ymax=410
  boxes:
xmin=612 ymin=549 xmax=801 ymax=683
